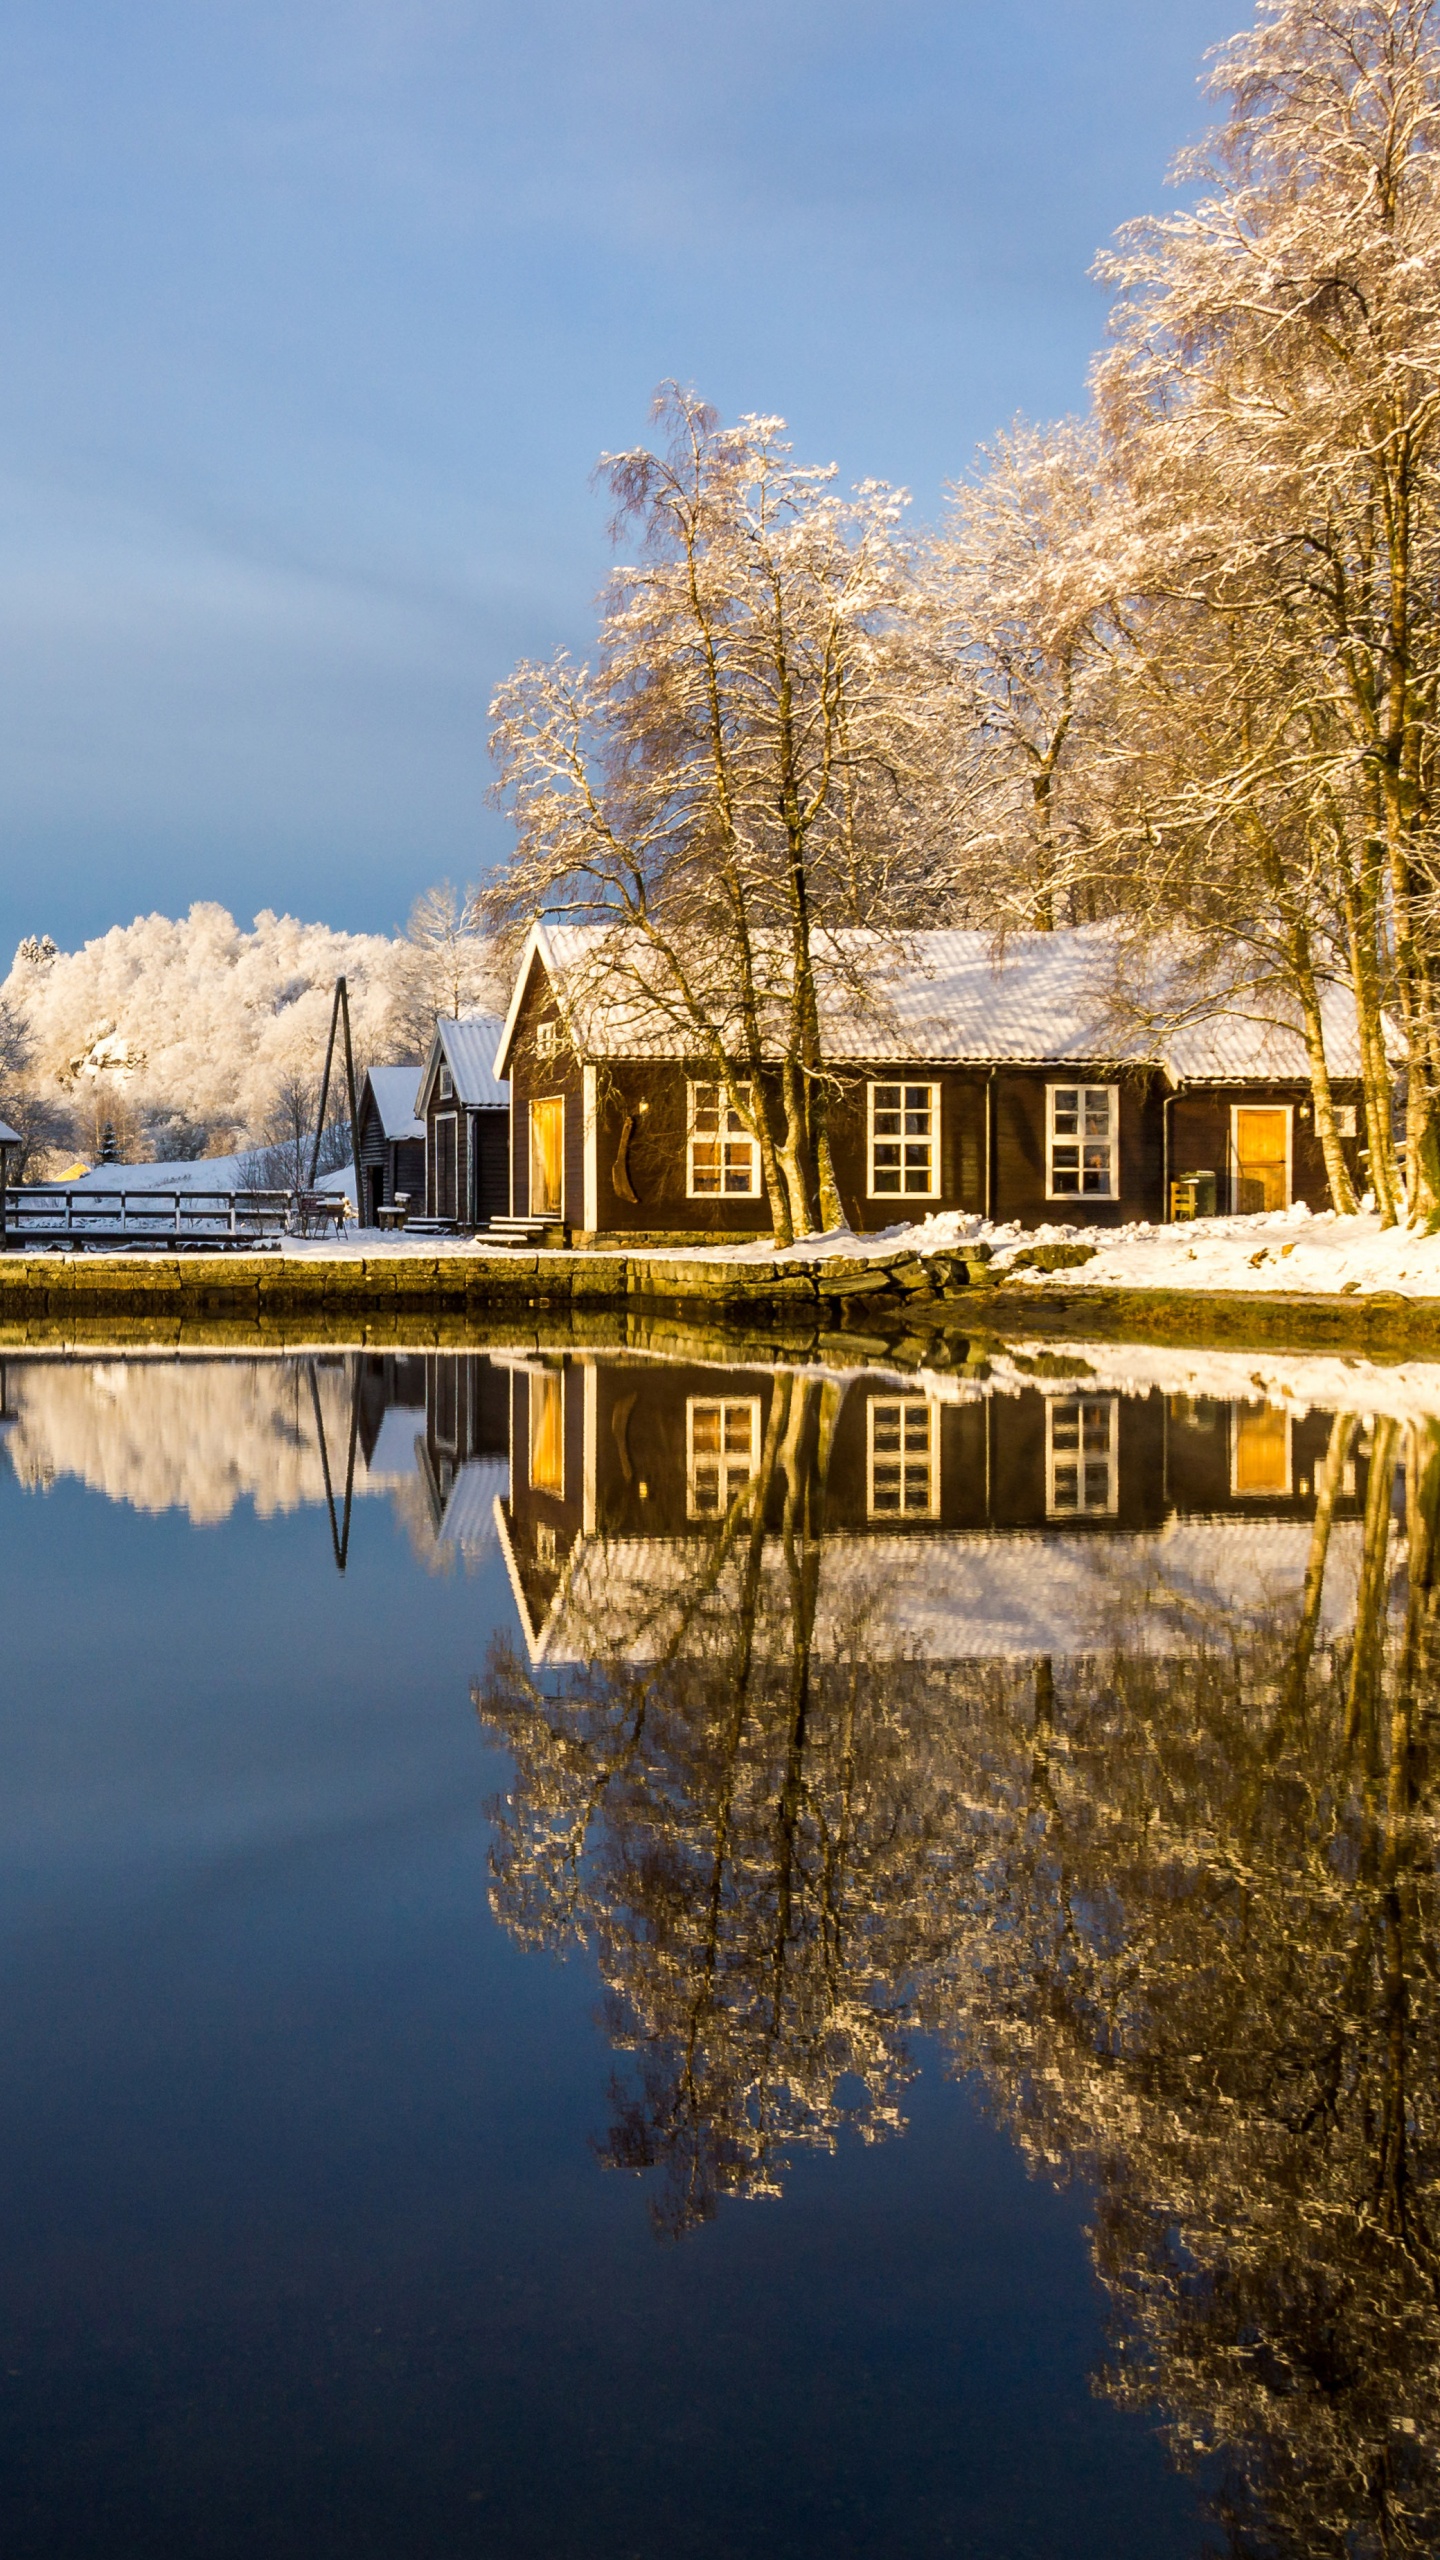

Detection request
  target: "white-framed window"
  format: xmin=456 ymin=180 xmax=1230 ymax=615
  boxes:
xmin=438 ymin=1064 xmax=453 ymax=1101
xmin=687 ymin=1396 xmax=761 ymax=1517
xmin=688 ymin=1083 xmax=759 ymax=1197
xmin=535 ymin=1017 xmax=559 ymax=1058
xmin=866 ymin=1397 xmax=940 ymax=1520
xmin=1047 ymin=1085 xmax=1117 ymax=1200
xmin=868 ymin=1082 xmax=940 ymax=1198
xmin=1046 ymin=1397 xmax=1119 ymax=1517
xmin=1335 ymin=1102 xmax=1358 ymax=1139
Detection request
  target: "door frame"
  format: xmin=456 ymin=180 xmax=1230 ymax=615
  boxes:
xmin=529 ymin=1095 xmax=565 ymax=1217
xmin=1229 ymin=1101 xmax=1292 ymax=1214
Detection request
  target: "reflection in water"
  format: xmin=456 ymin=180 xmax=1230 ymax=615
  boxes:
xmin=0 ymin=1351 xmax=506 ymax=1569
xmin=474 ymin=1353 xmax=1440 ymax=2559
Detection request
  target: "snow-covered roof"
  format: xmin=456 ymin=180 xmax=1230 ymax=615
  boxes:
xmin=497 ymin=920 xmax=1371 ymax=1085
xmin=363 ymin=1066 xmax=423 ymax=1142
xmin=505 ymin=1518 xmax=1361 ymax=1668
xmin=0 ymin=1119 xmax=20 ymax=1145
xmin=436 ymin=1456 xmax=505 ymax=1561
xmin=419 ymin=1015 xmax=508 ymax=1112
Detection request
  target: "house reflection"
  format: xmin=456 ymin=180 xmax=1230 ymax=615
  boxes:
xmin=467 ymin=1348 xmax=1438 ymax=2560
xmin=355 ymin=1352 xmax=508 ymax=1569
xmin=486 ymin=1353 xmax=1373 ymax=1665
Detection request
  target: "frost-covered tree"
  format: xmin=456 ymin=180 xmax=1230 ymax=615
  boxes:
xmin=488 ymin=386 xmax=946 ymax=1241
xmin=1093 ymin=0 xmax=1440 ymax=1222
xmin=929 ymin=418 xmax=1120 ymax=930
xmin=0 ymin=904 xmax=412 ymax=1160
xmin=389 ymin=881 xmax=502 ymax=1057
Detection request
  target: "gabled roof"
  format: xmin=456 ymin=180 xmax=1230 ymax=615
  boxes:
xmin=417 ymin=1014 xmax=508 ymax=1114
xmin=505 ymin=1519 xmax=1363 ymax=1668
xmin=360 ymin=1066 xmax=423 ymax=1143
xmin=0 ymin=1120 xmax=21 ymax=1145
xmin=493 ymin=921 xmax=1375 ymax=1086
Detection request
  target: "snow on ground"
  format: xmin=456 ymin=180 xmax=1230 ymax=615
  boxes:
xmin=11 ymin=1189 xmax=1440 ymax=1298
xmin=731 ymin=1201 xmax=1440 ymax=1298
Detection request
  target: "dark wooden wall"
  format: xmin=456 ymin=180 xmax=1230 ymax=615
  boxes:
xmin=1170 ymin=1085 xmax=1363 ymax=1212
xmin=502 ymin=950 xmax=1364 ymax=1232
xmin=472 ymin=1109 xmax=509 ymax=1224
xmin=498 ymin=1359 xmax=1368 ymax=1566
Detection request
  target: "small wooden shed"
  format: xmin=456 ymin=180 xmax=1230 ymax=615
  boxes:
xmin=417 ymin=1016 xmax=510 ymax=1226
xmin=355 ymin=1068 xmax=425 ymax=1228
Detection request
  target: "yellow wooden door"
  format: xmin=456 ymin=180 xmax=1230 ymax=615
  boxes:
xmin=530 ymin=1098 xmax=564 ymax=1215
xmin=1233 ymin=1108 xmax=1289 ymax=1213
xmin=1232 ymin=1402 xmax=1291 ymax=1496
xmin=528 ymin=1370 xmax=565 ymax=1496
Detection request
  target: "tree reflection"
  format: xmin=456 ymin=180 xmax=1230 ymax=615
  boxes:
xmin=475 ymin=1390 xmax=1440 ymax=2555
xmin=480 ymin=1375 xmax=970 ymax=2234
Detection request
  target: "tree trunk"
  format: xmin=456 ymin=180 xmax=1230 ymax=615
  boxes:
xmin=1341 ymin=852 xmax=1403 ymax=1225
xmin=1293 ymin=943 xmax=1358 ymax=1214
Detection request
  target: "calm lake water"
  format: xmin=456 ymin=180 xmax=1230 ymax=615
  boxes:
xmin=0 ymin=1340 xmax=1435 ymax=2560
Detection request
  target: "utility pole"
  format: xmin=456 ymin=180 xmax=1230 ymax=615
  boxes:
xmin=309 ymin=976 xmax=361 ymax=1195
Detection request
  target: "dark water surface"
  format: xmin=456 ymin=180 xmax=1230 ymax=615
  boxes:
xmin=0 ymin=1344 xmax=1434 ymax=2559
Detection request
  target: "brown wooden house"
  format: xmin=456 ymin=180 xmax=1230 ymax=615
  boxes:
xmin=490 ymin=1350 xmax=1371 ymax=1667
xmin=416 ymin=1015 xmax=510 ymax=1227
xmin=492 ymin=923 xmax=1371 ymax=1241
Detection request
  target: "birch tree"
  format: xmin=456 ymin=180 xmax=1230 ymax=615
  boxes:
xmin=487 ymin=387 xmax=943 ymax=1242
xmin=1094 ymin=0 xmax=1440 ymax=1222
xmin=929 ymin=419 xmax=1118 ymax=930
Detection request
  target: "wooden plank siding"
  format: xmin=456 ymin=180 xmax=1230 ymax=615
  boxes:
xmin=422 ymin=1090 xmax=510 ymax=1225
xmin=493 ymin=1362 xmax=1374 ymax=1635
xmin=1169 ymin=1086 xmax=1363 ymax=1213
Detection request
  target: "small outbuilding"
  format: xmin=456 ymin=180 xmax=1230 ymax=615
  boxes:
xmin=355 ymin=1067 xmax=425 ymax=1227
xmin=416 ymin=1016 xmax=509 ymax=1227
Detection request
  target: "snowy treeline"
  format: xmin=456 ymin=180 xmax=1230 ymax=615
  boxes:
xmin=488 ymin=0 xmax=1440 ymax=1232
xmin=0 ymin=888 xmax=498 ymax=1173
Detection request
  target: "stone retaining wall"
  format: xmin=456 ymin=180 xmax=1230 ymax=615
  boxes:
xmin=0 ymin=1242 xmax=1437 ymax=1358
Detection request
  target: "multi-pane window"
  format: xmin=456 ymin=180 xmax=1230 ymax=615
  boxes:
xmin=535 ymin=1016 xmax=559 ymax=1058
xmin=1046 ymin=1397 xmax=1119 ymax=1517
xmin=869 ymin=1083 xmax=939 ymax=1197
xmin=866 ymin=1398 xmax=940 ymax=1519
xmin=687 ymin=1397 xmax=761 ymax=1518
xmin=688 ymin=1083 xmax=759 ymax=1197
xmin=1047 ymin=1085 xmax=1117 ymax=1199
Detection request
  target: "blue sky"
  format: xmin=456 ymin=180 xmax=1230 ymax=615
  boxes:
xmin=0 ymin=0 xmax=1241 ymax=958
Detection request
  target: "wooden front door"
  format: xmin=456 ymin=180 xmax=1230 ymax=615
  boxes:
xmin=435 ymin=1113 xmax=458 ymax=1220
xmin=530 ymin=1098 xmax=564 ymax=1216
xmin=1233 ymin=1107 xmax=1289 ymax=1213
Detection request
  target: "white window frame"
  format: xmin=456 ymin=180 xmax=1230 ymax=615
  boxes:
xmin=867 ymin=1080 xmax=940 ymax=1201
xmin=535 ymin=1017 xmax=559 ymax=1059
xmin=1045 ymin=1396 xmax=1119 ymax=1519
xmin=438 ymin=1064 xmax=453 ymax=1101
xmin=1046 ymin=1084 xmax=1118 ymax=1203
xmin=686 ymin=1396 xmax=762 ymax=1518
xmin=687 ymin=1081 xmax=759 ymax=1199
xmin=1228 ymin=1102 xmax=1293 ymax=1215
xmin=1229 ymin=1400 xmax=1293 ymax=1500
xmin=866 ymin=1396 xmax=941 ymax=1521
